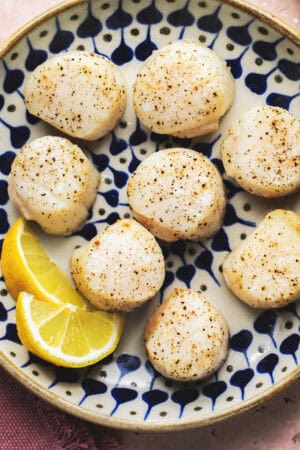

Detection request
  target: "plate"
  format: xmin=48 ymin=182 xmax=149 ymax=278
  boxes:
xmin=0 ymin=0 xmax=299 ymax=431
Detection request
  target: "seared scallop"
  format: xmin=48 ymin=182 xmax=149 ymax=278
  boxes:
xmin=221 ymin=105 xmax=300 ymax=197
xmin=133 ymin=40 xmax=235 ymax=138
xmin=71 ymin=219 xmax=165 ymax=311
xmin=127 ymin=148 xmax=226 ymax=241
xmin=144 ymin=288 xmax=229 ymax=381
xmin=8 ymin=136 xmax=100 ymax=235
xmin=24 ymin=51 xmax=126 ymax=140
xmin=222 ymin=209 xmax=300 ymax=309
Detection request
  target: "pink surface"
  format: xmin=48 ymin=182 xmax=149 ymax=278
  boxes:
xmin=0 ymin=1 xmax=299 ymax=449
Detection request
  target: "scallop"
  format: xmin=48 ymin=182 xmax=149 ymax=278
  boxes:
xmin=144 ymin=288 xmax=229 ymax=381
xmin=24 ymin=51 xmax=126 ymax=140
xmin=71 ymin=219 xmax=165 ymax=311
xmin=222 ymin=209 xmax=300 ymax=309
xmin=8 ymin=136 xmax=100 ymax=235
xmin=127 ymin=148 xmax=226 ymax=241
xmin=221 ymin=105 xmax=300 ymax=197
xmin=133 ymin=40 xmax=235 ymax=138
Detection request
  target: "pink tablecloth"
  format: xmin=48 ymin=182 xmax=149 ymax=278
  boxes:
xmin=0 ymin=1 xmax=299 ymax=449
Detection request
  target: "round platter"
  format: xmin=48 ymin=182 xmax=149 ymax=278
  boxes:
xmin=0 ymin=0 xmax=299 ymax=431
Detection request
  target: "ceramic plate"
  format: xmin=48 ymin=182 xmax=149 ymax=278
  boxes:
xmin=0 ymin=0 xmax=299 ymax=431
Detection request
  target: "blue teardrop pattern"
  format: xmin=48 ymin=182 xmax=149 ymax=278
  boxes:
xmin=110 ymin=387 xmax=138 ymax=415
xmin=48 ymin=367 xmax=80 ymax=389
xmin=194 ymin=249 xmax=220 ymax=286
xmin=0 ymin=323 xmax=21 ymax=344
xmin=254 ymin=310 xmax=277 ymax=347
xmin=245 ymin=67 xmax=277 ymax=95
xmin=106 ymin=0 xmax=132 ymax=29
xmin=226 ymin=47 xmax=249 ymax=79
xmin=2 ymin=60 xmax=24 ymax=94
xmin=74 ymin=222 xmax=98 ymax=241
xmin=280 ymin=334 xmax=300 ymax=364
xmin=128 ymin=146 xmax=141 ymax=173
xmin=79 ymin=378 xmax=107 ymax=405
xmin=109 ymin=351 xmax=141 ymax=415
xmin=116 ymin=353 xmax=142 ymax=382
xmin=49 ymin=17 xmax=74 ymax=53
xmin=0 ymin=181 xmax=8 ymax=205
xmin=197 ymin=5 xmax=222 ymax=34
xmin=211 ymin=228 xmax=231 ymax=252
xmin=0 ymin=303 xmax=8 ymax=322
xmin=25 ymin=38 xmax=47 ymax=71
xmin=202 ymin=381 xmax=227 ymax=410
xmin=142 ymin=361 xmax=168 ymax=419
xmin=91 ymin=153 xmax=128 ymax=188
xmin=167 ymin=0 xmax=194 ymax=28
xmin=77 ymin=1 xmax=102 ymax=37
xmin=110 ymin=132 xmax=128 ymax=155
xmin=91 ymin=153 xmax=109 ymax=172
xmin=256 ymin=353 xmax=279 ymax=383
xmin=0 ymin=119 xmax=30 ymax=149
xmin=230 ymin=330 xmax=253 ymax=366
xmin=129 ymin=119 xmax=147 ymax=147
xmin=278 ymin=59 xmax=300 ymax=81
xmin=267 ymin=92 xmax=300 ymax=110
xmin=230 ymin=368 xmax=254 ymax=400
xmin=135 ymin=26 xmax=157 ymax=61
xmin=136 ymin=0 xmax=162 ymax=25
xmin=224 ymin=204 xmax=255 ymax=227
xmin=99 ymin=189 xmax=119 ymax=207
xmin=142 ymin=389 xmax=168 ymax=420
xmin=111 ymin=29 xmax=133 ymax=65
xmin=252 ymin=37 xmax=284 ymax=61
xmin=227 ymin=19 xmax=254 ymax=46
xmin=171 ymin=388 xmax=199 ymax=418
xmin=0 ymin=209 xmax=10 ymax=235
xmin=176 ymin=264 xmax=196 ymax=289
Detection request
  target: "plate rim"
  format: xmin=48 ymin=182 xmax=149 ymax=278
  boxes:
xmin=0 ymin=0 xmax=299 ymax=431
xmin=0 ymin=0 xmax=299 ymax=58
xmin=0 ymin=350 xmax=299 ymax=431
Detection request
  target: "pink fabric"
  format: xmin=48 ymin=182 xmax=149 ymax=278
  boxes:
xmin=0 ymin=366 xmax=121 ymax=449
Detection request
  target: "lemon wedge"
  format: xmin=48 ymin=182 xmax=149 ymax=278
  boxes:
xmin=1 ymin=217 xmax=86 ymax=308
xmin=16 ymin=292 xmax=125 ymax=367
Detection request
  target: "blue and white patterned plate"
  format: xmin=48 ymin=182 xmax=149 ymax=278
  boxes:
xmin=0 ymin=0 xmax=299 ymax=430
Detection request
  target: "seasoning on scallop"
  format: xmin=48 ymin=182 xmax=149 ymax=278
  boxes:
xmin=222 ymin=209 xmax=300 ymax=309
xmin=220 ymin=105 xmax=300 ymax=197
xmin=133 ymin=40 xmax=235 ymax=138
xmin=24 ymin=51 xmax=126 ymax=140
xmin=127 ymin=148 xmax=226 ymax=241
xmin=144 ymin=288 xmax=229 ymax=382
xmin=8 ymin=136 xmax=100 ymax=235
xmin=71 ymin=219 xmax=165 ymax=311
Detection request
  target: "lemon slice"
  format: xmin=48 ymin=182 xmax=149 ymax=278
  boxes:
xmin=16 ymin=292 xmax=125 ymax=367
xmin=1 ymin=217 xmax=86 ymax=308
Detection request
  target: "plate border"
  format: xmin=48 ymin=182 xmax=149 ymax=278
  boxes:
xmin=0 ymin=0 xmax=299 ymax=431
